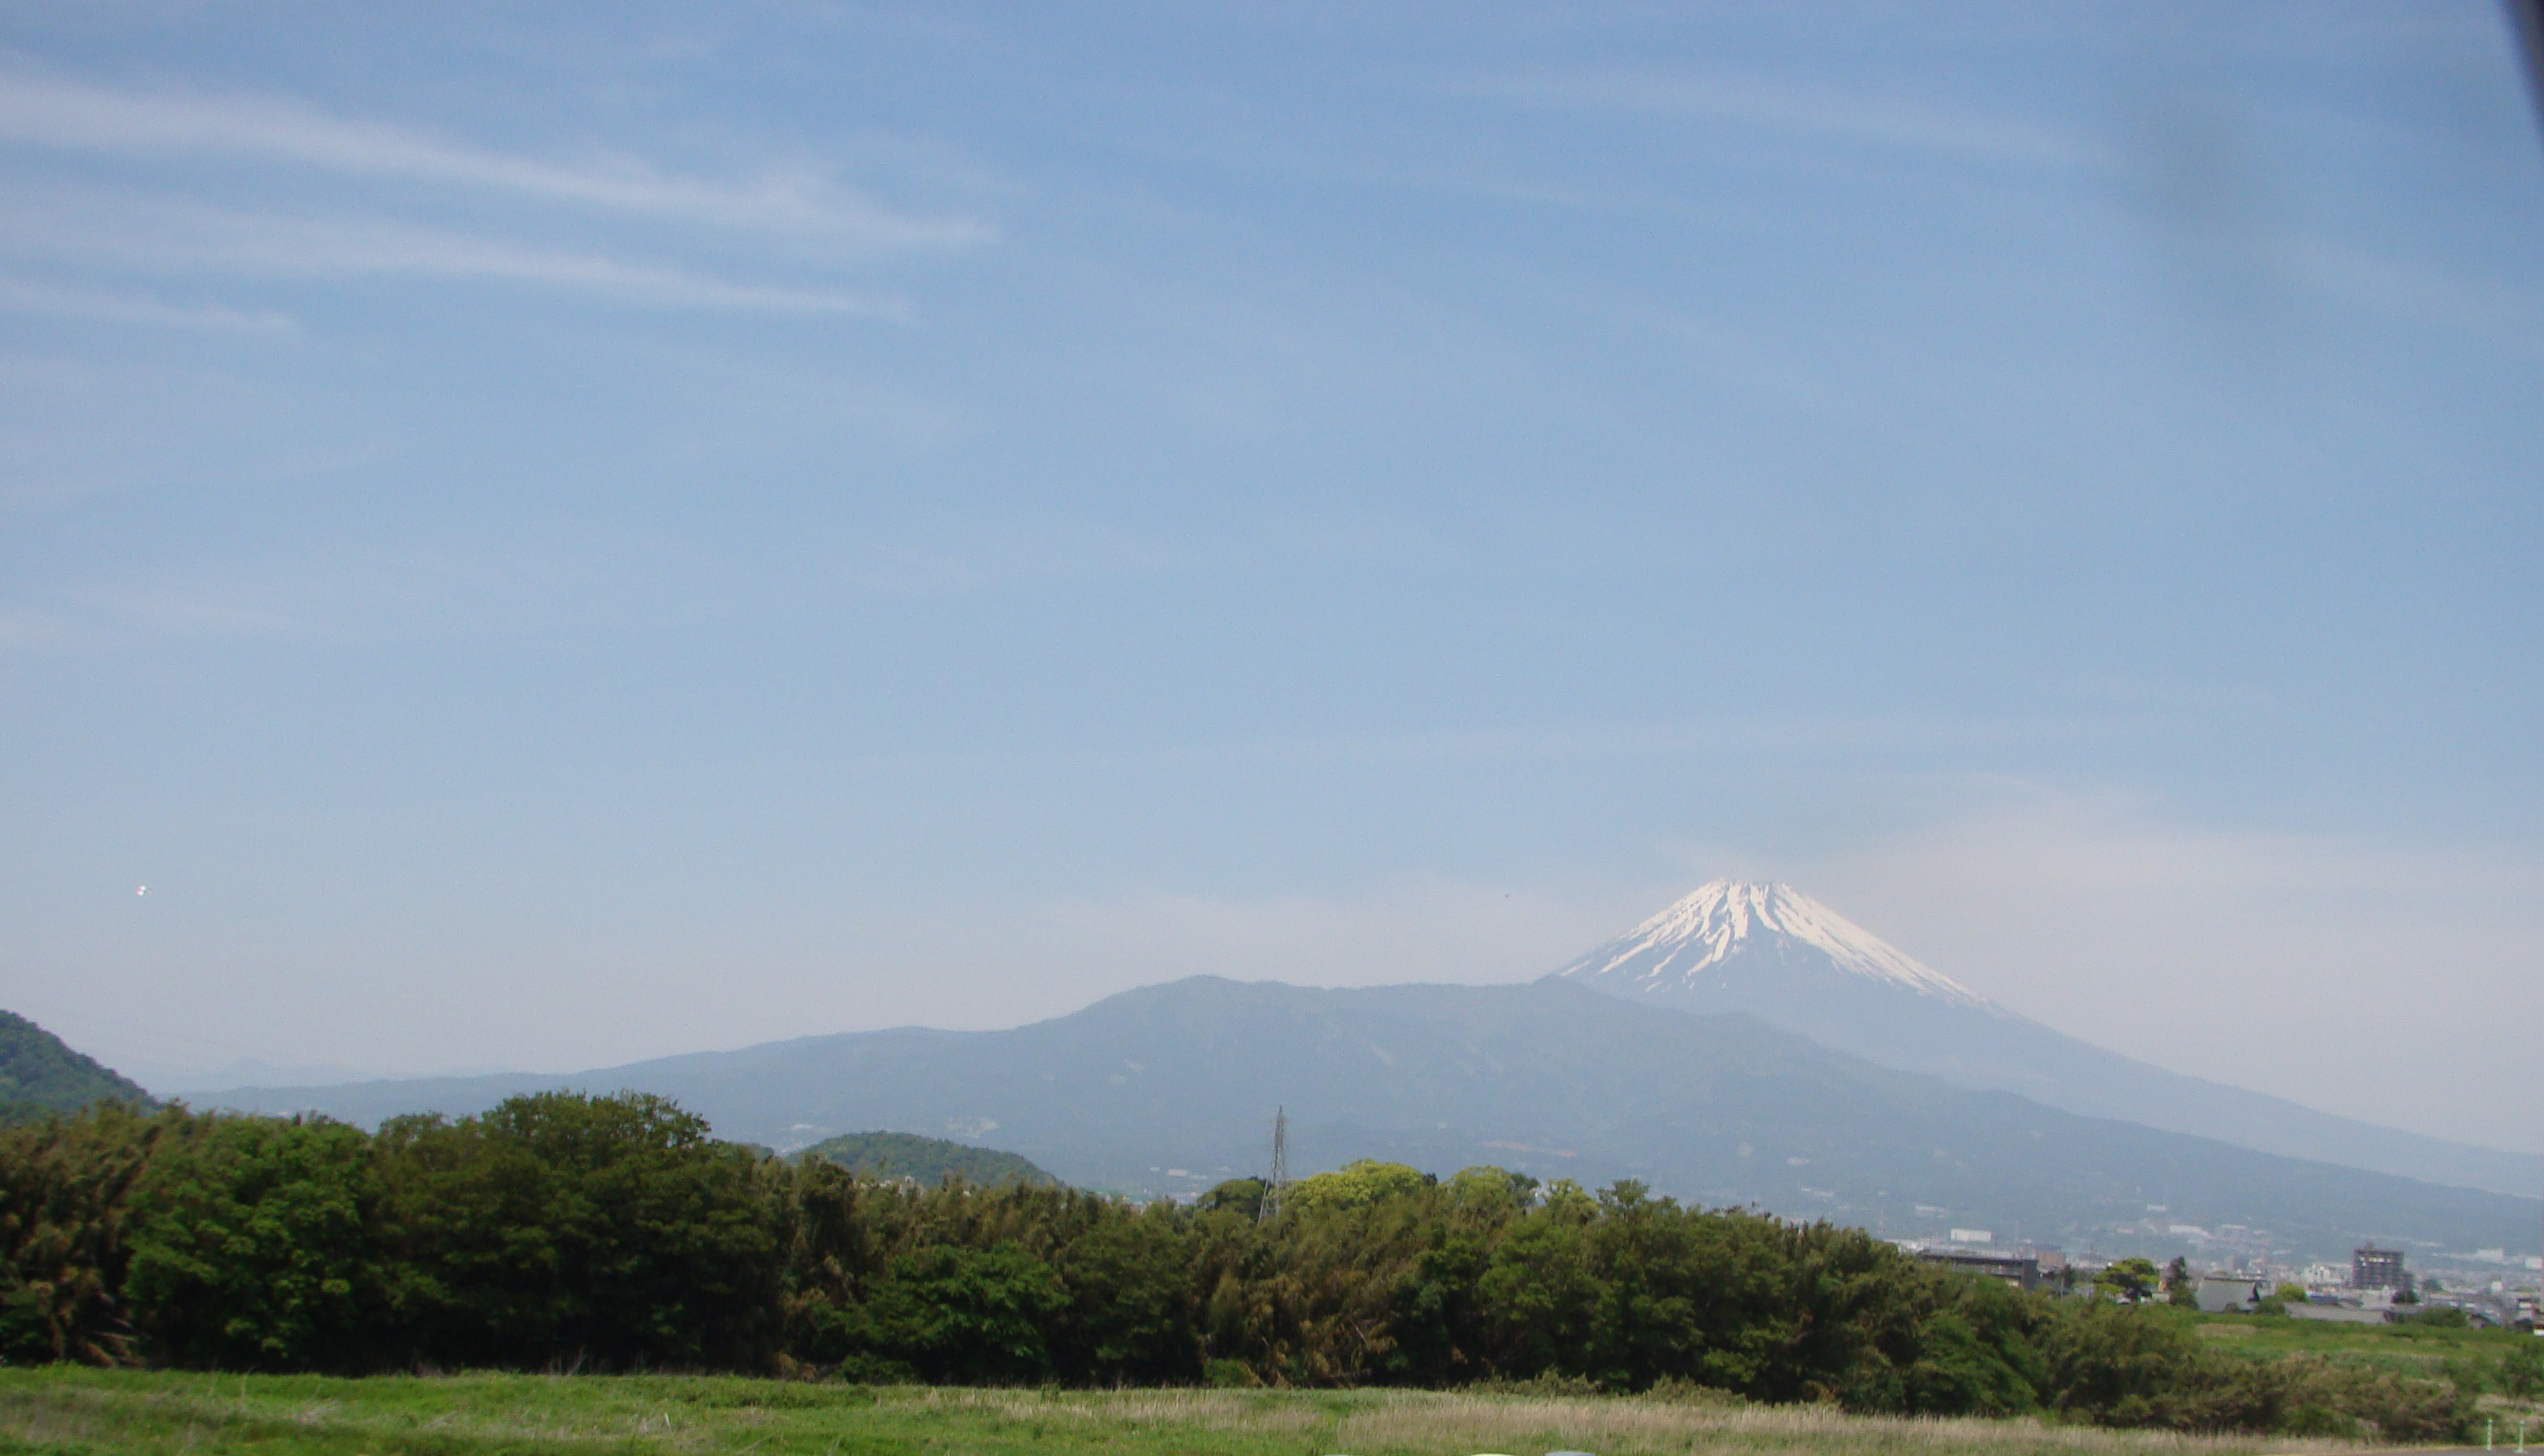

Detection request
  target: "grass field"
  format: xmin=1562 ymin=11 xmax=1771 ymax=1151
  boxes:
xmin=2192 ymin=1310 xmax=2544 ymax=1374
xmin=0 ymin=1368 xmax=2390 ymax=1456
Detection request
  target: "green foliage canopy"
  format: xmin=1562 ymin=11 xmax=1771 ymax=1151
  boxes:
xmin=374 ymin=1090 xmax=784 ymax=1371
xmin=1283 ymin=1159 xmax=1430 ymax=1214
xmin=2095 ymin=1257 xmax=2162 ymax=1304
xmin=0 ymin=1094 xmax=2490 ymax=1441
xmin=125 ymin=1113 xmax=386 ymax=1370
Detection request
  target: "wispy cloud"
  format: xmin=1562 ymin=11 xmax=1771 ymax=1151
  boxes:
xmin=0 ymin=68 xmax=991 ymax=249
xmin=0 ymin=274 xmax=292 ymax=330
xmin=1450 ymin=69 xmax=2099 ymax=170
xmin=4 ymin=190 xmax=903 ymax=316
xmin=0 ymin=65 xmax=988 ymax=321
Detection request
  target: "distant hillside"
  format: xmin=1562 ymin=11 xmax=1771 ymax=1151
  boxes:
xmin=203 ymin=977 xmax=2541 ymax=1265
xmin=0 ymin=1011 xmax=153 ymax=1121
xmin=798 ymin=1131 xmax=1058 ymax=1187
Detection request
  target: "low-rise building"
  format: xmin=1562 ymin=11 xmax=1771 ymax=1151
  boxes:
xmin=1917 ymin=1249 xmax=2041 ymax=1291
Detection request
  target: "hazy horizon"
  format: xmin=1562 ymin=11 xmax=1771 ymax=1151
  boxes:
xmin=6 ymin=3 xmax=2540 ymax=1154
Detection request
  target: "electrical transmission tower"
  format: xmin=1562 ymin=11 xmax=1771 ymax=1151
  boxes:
xmin=1259 ymin=1106 xmax=1289 ymax=1223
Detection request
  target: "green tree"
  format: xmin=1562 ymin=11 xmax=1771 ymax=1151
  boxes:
xmin=1443 ymin=1164 xmax=1538 ymax=1214
xmin=374 ymin=1090 xmax=783 ymax=1370
xmin=1577 ymin=1180 xmax=1719 ymax=1391
xmin=1051 ymin=1205 xmax=1198 ymax=1384
xmin=2095 ymin=1257 xmax=2162 ymax=1304
xmin=1384 ymin=1224 xmax=1493 ymax=1384
xmin=1193 ymin=1177 xmax=1264 ymax=1220
xmin=1913 ymin=1274 xmax=2047 ymax=1415
xmin=1475 ymin=1194 xmax=1601 ymax=1378
xmin=1284 ymin=1160 xmax=1430 ymax=1215
xmin=124 ymin=1114 xmax=388 ymax=1370
xmin=1902 ymin=1309 xmax=2037 ymax=1415
xmin=2163 ymin=1257 xmax=2197 ymax=1309
xmin=859 ymin=1242 xmax=1067 ymax=1383
xmin=2498 ymin=1339 xmax=2544 ymax=1399
xmin=2033 ymin=1298 xmax=2204 ymax=1424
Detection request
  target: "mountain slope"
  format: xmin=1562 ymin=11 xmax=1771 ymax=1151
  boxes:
xmin=0 ymin=1011 xmax=154 ymax=1120
xmin=205 ymin=976 xmax=2539 ymax=1264
xmin=1550 ymin=882 xmax=2541 ymax=1198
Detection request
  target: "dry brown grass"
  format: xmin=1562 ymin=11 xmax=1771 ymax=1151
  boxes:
xmin=868 ymin=1385 xmax=2369 ymax=1456
xmin=1330 ymin=1393 xmax=2364 ymax=1456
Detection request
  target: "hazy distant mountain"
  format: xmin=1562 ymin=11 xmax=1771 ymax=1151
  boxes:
xmin=0 ymin=1010 xmax=154 ymax=1120
xmin=205 ymin=976 xmax=2538 ymax=1264
xmin=151 ymin=1057 xmax=385 ymax=1094
xmin=1551 ymin=882 xmax=2542 ymax=1199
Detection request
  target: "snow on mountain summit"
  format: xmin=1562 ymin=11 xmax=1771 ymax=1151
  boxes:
xmin=1553 ymin=880 xmax=1996 ymax=1008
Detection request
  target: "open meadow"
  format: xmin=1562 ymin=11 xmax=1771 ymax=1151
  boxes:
xmin=2190 ymin=1313 xmax=2538 ymax=1372
xmin=0 ymin=1368 xmax=2397 ymax=1456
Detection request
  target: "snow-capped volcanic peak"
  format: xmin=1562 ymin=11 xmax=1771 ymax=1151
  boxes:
xmin=1557 ymin=880 xmax=1994 ymax=1008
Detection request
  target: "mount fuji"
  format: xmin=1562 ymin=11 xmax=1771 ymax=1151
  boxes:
xmin=1551 ymin=881 xmax=2538 ymax=1197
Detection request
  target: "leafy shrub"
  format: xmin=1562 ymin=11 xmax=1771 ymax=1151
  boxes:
xmin=857 ymin=1243 xmax=1067 ymax=1384
xmin=125 ymin=1114 xmax=385 ymax=1370
xmin=1641 ymin=1375 xmax=1745 ymax=1405
xmin=2402 ymin=1305 xmax=2469 ymax=1328
xmin=2267 ymin=1353 xmax=2468 ymax=1443
xmin=1203 ymin=1356 xmax=1260 ymax=1387
xmin=2499 ymin=1338 xmax=2544 ymax=1398
xmin=1467 ymin=1370 xmax=1605 ymax=1396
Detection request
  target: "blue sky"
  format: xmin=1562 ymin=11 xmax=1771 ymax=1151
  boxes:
xmin=4 ymin=3 xmax=2541 ymax=1153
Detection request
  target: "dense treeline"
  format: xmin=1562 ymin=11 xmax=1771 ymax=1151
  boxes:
xmin=0 ymin=1094 xmax=2501 ymax=1441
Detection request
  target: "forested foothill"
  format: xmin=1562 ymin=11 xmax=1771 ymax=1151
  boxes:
xmin=0 ymin=1013 xmax=154 ymax=1127
xmin=2 ymin=1093 xmax=2529 ymax=1444
xmin=796 ymin=1130 xmax=1059 ymax=1188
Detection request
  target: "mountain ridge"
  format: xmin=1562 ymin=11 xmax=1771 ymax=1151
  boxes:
xmin=201 ymin=975 xmax=2540 ymax=1265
